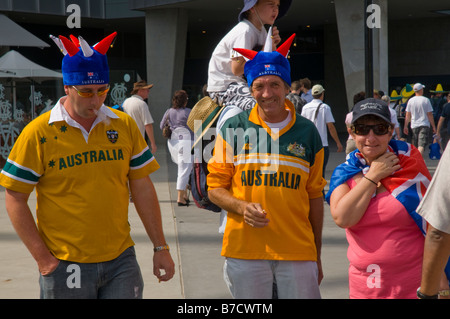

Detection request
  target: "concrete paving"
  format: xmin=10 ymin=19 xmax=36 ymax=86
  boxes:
xmin=0 ymin=140 xmax=440 ymax=299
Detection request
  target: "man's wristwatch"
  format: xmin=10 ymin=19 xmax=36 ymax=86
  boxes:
xmin=416 ymin=287 xmax=438 ymax=299
xmin=153 ymin=245 xmax=170 ymax=252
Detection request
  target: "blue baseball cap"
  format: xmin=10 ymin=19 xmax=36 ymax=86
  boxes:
xmin=238 ymin=0 xmax=292 ymax=22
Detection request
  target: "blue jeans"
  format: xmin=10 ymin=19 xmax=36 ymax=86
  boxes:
xmin=39 ymin=246 xmax=143 ymax=299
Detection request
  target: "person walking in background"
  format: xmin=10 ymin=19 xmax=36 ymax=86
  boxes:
xmin=122 ymin=80 xmax=157 ymax=154
xmin=373 ymin=89 xmax=384 ymax=99
xmin=381 ymin=94 xmax=401 ymax=140
xmin=301 ymin=84 xmax=343 ymax=177
xmin=344 ymin=91 xmax=366 ymax=155
xmin=160 ymin=90 xmax=193 ymax=206
xmin=286 ymin=80 xmax=306 ymax=113
xmin=430 ymin=84 xmax=448 ymax=126
xmin=1 ymin=32 xmax=175 ymax=299
xmin=436 ymin=92 xmax=450 ymax=150
xmin=299 ymin=77 xmax=313 ymax=103
xmin=403 ymin=83 xmax=436 ymax=155
xmin=327 ymin=98 xmax=433 ymax=298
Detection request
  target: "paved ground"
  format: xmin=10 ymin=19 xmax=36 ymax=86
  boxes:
xmin=0 ymin=140 xmax=440 ymax=299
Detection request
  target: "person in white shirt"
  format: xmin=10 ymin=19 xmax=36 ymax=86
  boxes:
xmin=207 ymin=0 xmax=291 ymax=110
xmin=122 ymin=80 xmax=157 ymax=154
xmin=301 ymin=84 xmax=343 ymax=177
xmin=381 ymin=95 xmax=401 ymax=139
xmin=416 ymin=144 xmax=450 ymax=299
xmin=403 ymin=83 xmax=436 ymax=155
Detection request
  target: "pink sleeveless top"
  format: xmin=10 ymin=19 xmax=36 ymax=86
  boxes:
xmin=345 ymin=178 xmax=424 ymax=299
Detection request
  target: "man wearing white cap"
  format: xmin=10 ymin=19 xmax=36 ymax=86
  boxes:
xmin=301 ymin=84 xmax=343 ymax=176
xmin=404 ymin=83 xmax=436 ymax=155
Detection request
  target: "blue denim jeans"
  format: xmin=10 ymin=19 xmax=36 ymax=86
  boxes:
xmin=39 ymin=246 xmax=143 ymax=299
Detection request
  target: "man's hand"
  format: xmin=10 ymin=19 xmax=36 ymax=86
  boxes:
xmin=272 ymin=26 xmax=281 ymax=49
xmin=243 ymin=202 xmax=270 ymax=228
xmin=38 ymin=255 xmax=60 ymax=276
xmin=153 ymin=250 xmax=175 ymax=282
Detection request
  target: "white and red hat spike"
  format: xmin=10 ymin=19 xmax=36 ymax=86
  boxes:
xmin=79 ymin=36 xmax=94 ymax=57
xmin=49 ymin=34 xmax=67 ymax=55
xmin=58 ymin=35 xmax=79 ymax=57
xmin=69 ymin=35 xmax=80 ymax=48
xmin=234 ymin=33 xmax=296 ymax=60
xmin=56 ymin=32 xmax=117 ymax=57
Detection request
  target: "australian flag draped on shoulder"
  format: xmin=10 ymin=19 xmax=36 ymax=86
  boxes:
xmin=325 ymin=139 xmax=431 ymax=235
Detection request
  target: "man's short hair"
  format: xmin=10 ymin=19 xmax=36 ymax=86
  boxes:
xmin=291 ymin=80 xmax=301 ymax=91
xmin=299 ymin=78 xmax=311 ymax=90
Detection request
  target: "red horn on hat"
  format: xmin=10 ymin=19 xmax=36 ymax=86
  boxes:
xmin=93 ymin=32 xmax=117 ymax=55
xmin=59 ymin=35 xmax=80 ymax=57
xmin=69 ymin=35 xmax=80 ymax=47
xmin=232 ymin=48 xmax=258 ymax=61
xmin=276 ymin=33 xmax=296 ymax=57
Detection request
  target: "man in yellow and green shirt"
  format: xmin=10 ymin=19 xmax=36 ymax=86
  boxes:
xmin=207 ymin=35 xmax=326 ymax=298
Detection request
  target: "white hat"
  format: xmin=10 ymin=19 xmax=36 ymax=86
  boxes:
xmin=312 ymin=84 xmax=325 ymax=95
xmin=413 ymin=83 xmax=425 ymax=92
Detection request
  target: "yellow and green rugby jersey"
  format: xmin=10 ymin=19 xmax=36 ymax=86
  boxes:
xmin=0 ymin=102 xmax=159 ymax=263
xmin=207 ymin=101 xmax=326 ymax=261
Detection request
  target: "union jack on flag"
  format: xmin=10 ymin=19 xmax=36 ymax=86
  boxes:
xmin=325 ymin=139 xmax=431 ymax=234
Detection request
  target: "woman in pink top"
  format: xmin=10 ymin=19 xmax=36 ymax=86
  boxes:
xmin=326 ymin=98 xmax=433 ymax=298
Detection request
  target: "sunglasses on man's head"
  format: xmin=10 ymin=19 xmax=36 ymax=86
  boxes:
xmin=71 ymin=85 xmax=110 ymax=98
xmin=351 ymin=123 xmax=391 ymax=136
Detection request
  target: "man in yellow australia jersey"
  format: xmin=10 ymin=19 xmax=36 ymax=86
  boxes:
xmin=207 ymin=35 xmax=326 ymax=298
xmin=0 ymin=32 xmax=174 ymax=298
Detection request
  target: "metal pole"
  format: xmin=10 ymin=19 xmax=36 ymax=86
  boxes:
xmin=365 ymin=0 xmax=374 ymax=98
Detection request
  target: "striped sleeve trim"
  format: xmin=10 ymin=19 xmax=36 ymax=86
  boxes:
xmin=235 ymin=153 xmax=310 ymax=173
xmin=1 ymin=159 xmax=41 ymax=185
xmin=130 ymin=146 xmax=154 ymax=170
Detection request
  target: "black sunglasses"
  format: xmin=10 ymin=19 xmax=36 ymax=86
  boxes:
xmin=351 ymin=123 xmax=391 ymax=136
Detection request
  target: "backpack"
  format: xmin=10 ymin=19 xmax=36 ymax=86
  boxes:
xmin=111 ymin=104 xmax=124 ymax=112
xmin=187 ymin=97 xmax=223 ymax=213
xmin=189 ymin=154 xmax=221 ymax=213
xmin=395 ymin=103 xmax=406 ymax=119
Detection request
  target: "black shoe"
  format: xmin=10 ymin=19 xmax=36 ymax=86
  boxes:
xmin=178 ymin=201 xmax=189 ymax=207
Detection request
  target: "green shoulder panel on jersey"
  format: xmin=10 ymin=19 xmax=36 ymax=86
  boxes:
xmin=217 ymin=109 xmax=323 ymax=166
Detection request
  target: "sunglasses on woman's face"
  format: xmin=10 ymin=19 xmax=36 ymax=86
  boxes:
xmin=351 ymin=123 xmax=391 ymax=136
